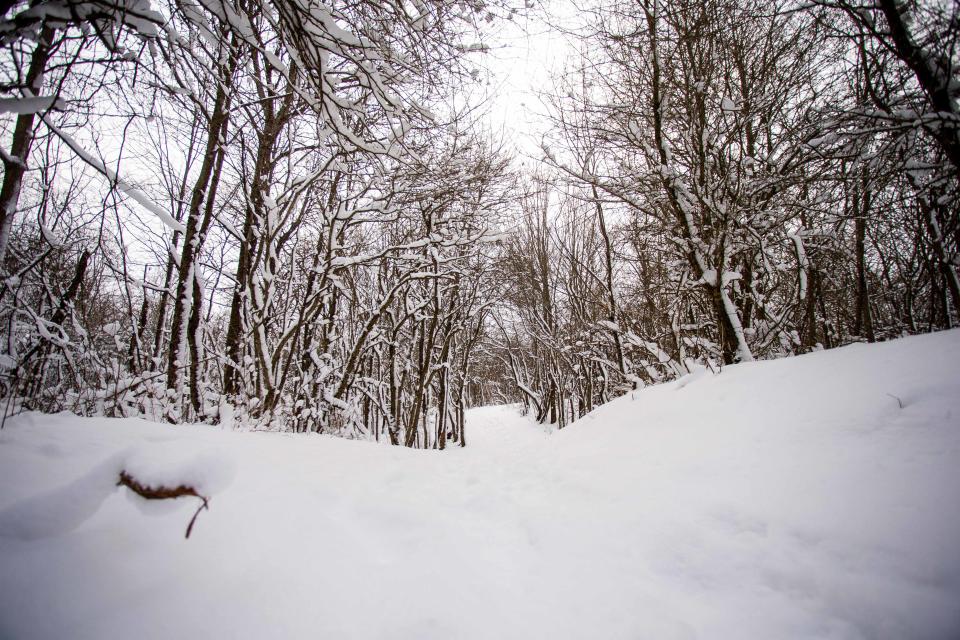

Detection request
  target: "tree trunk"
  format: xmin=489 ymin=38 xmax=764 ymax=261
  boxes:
xmin=166 ymin=48 xmax=236 ymax=417
xmin=854 ymin=212 xmax=875 ymax=342
xmin=0 ymin=26 xmax=55 ymax=265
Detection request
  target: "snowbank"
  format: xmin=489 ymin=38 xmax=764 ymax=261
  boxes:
xmin=1 ymin=331 xmax=958 ymax=639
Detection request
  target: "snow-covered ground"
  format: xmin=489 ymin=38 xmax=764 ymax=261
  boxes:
xmin=1 ymin=331 xmax=959 ymax=639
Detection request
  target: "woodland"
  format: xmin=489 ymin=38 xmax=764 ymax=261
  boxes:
xmin=1 ymin=0 xmax=958 ymax=446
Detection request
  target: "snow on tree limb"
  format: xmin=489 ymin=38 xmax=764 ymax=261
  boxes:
xmin=40 ymin=117 xmax=186 ymax=233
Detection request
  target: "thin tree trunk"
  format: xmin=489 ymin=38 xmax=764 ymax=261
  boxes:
xmin=0 ymin=26 xmax=55 ymax=265
xmin=854 ymin=211 xmax=875 ymax=341
xmin=166 ymin=45 xmax=236 ymax=416
xmin=591 ymin=185 xmax=627 ymax=379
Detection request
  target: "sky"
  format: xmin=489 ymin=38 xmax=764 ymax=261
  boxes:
xmin=478 ymin=2 xmax=578 ymax=159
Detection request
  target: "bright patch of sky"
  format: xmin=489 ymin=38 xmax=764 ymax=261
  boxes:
xmin=478 ymin=1 xmax=578 ymax=159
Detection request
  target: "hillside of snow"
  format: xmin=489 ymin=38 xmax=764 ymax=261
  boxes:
xmin=1 ymin=331 xmax=959 ymax=639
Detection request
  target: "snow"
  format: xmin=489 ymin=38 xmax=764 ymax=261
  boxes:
xmin=1 ymin=331 xmax=960 ymax=639
xmin=0 ymin=96 xmax=62 ymax=114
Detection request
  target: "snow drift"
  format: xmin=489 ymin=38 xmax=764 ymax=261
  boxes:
xmin=0 ymin=331 xmax=958 ymax=639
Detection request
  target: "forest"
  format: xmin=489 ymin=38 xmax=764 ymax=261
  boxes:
xmin=1 ymin=0 xmax=958 ymax=445
xmin=2 ymin=1 xmax=960 ymax=638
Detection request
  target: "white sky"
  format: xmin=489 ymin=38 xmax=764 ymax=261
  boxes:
xmin=478 ymin=2 xmax=579 ymax=160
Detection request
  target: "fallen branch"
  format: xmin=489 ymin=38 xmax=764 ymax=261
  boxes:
xmin=886 ymin=392 xmax=904 ymax=409
xmin=117 ymin=471 xmax=210 ymax=539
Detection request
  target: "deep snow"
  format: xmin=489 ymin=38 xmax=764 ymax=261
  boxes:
xmin=1 ymin=331 xmax=959 ymax=639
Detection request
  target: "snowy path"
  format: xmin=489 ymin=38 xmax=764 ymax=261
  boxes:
xmin=1 ymin=331 xmax=959 ymax=639
xmin=457 ymin=403 xmax=553 ymax=452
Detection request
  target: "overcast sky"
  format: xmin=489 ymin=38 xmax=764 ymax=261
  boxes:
xmin=479 ymin=2 xmax=578 ymax=159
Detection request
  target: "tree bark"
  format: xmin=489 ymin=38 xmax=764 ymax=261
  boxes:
xmin=166 ymin=46 xmax=236 ymax=416
xmin=0 ymin=26 xmax=55 ymax=265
